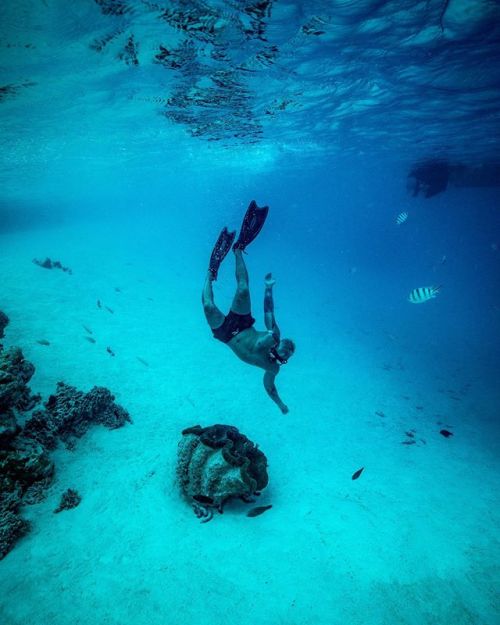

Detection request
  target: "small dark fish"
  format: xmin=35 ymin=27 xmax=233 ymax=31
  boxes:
xmin=83 ymin=325 xmax=93 ymax=334
xmin=247 ymin=504 xmax=272 ymax=517
xmin=97 ymin=299 xmax=102 ymax=308
xmin=405 ymin=431 xmax=415 ymax=438
xmin=402 ymin=440 xmax=416 ymax=445
xmin=105 ymin=306 xmax=114 ymax=314
xmin=415 ymin=406 xmax=424 ymax=410
xmin=147 ymin=297 xmax=154 ymax=301
xmin=375 ymin=410 xmax=385 ymax=418
xmin=440 ymin=429 xmax=453 ymax=438
xmin=106 ymin=346 xmax=115 ymax=356
xmin=84 ymin=336 xmax=96 ymax=344
xmin=193 ymin=494 xmax=214 ymax=505
xmin=351 ymin=467 xmax=364 ymax=480
xmin=114 ymin=287 xmax=121 ymax=292
xmin=136 ymin=357 xmax=149 ymax=367
xmin=36 ymin=339 xmax=50 ymax=346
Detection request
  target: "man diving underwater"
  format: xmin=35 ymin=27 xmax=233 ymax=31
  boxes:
xmin=202 ymin=201 xmax=295 ymax=414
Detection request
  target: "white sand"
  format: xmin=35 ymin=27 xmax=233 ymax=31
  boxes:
xmin=0 ymin=219 xmax=499 ymax=625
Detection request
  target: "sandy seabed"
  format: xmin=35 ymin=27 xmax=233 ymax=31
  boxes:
xmin=0 ymin=222 xmax=499 ymax=625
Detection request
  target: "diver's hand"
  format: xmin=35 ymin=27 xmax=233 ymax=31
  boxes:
xmin=280 ymin=404 xmax=289 ymax=415
xmin=265 ymin=272 xmax=276 ymax=288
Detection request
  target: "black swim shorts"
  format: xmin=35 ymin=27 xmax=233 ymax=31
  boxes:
xmin=212 ymin=311 xmax=255 ymax=344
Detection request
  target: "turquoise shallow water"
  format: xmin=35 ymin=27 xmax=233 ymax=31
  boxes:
xmin=1 ymin=2 xmax=500 ymax=624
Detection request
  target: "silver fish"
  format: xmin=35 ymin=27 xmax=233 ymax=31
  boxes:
xmin=408 ymin=285 xmax=441 ymax=304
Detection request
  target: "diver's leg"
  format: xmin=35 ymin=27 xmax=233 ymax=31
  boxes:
xmin=230 ymin=249 xmax=251 ymax=314
xmin=202 ymin=272 xmax=225 ymax=329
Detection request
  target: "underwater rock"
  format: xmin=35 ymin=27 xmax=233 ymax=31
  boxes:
xmin=0 ymin=410 xmax=20 ymax=449
xmin=0 ymin=310 xmax=8 ymax=340
xmin=32 ymin=257 xmax=72 ymax=274
xmin=54 ymin=488 xmax=81 ymax=513
xmin=0 ymin=379 xmax=130 ymax=558
xmin=0 ymin=436 xmax=54 ymax=559
xmin=0 ymin=317 xmax=132 ymax=558
xmin=0 ymin=331 xmax=51 ymax=558
xmin=0 ymin=347 xmax=40 ymax=414
xmin=24 ymin=382 xmax=132 ymax=450
xmin=0 ymin=511 xmax=30 ymax=560
xmin=177 ymin=424 xmax=268 ymax=513
xmin=0 ymin=437 xmax=54 ymax=490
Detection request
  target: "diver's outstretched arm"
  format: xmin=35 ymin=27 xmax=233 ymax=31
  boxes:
xmin=263 ymin=371 xmax=288 ymax=414
xmin=264 ymin=273 xmax=280 ymax=339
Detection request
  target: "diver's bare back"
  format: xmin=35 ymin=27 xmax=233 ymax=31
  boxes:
xmin=227 ymin=327 xmax=280 ymax=372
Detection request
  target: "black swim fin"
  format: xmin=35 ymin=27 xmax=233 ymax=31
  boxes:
xmin=209 ymin=227 xmax=236 ymax=280
xmin=233 ymin=200 xmax=269 ymax=251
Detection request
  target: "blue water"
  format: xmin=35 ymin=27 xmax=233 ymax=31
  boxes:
xmin=1 ymin=1 xmax=500 ymax=624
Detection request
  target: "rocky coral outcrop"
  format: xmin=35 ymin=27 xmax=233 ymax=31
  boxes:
xmin=24 ymin=382 xmax=132 ymax=450
xmin=0 ymin=310 xmax=8 ymax=341
xmin=54 ymin=488 xmax=81 ymax=513
xmin=0 ymin=310 xmax=132 ymax=559
xmin=0 ymin=330 xmax=49 ymax=558
xmin=0 ymin=346 xmax=41 ymax=415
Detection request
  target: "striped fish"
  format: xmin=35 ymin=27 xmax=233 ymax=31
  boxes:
xmin=408 ymin=285 xmax=441 ymax=304
xmin=396 ymin=211 xmax=408 ymax=225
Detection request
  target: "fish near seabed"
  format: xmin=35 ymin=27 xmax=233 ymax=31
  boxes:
xmin=247 ymin=505 xmax=272 ymax=517
xmin=408 ymin=285 xmax=441 ymax=304
xmin=396 ymin=211 xmax=408 ymax=225
xmin=352 ymin=467 xmax=364 ymax=480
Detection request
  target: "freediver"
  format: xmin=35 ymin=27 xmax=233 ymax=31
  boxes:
xmin=202 ymin=200 xmax=295 ymax=414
